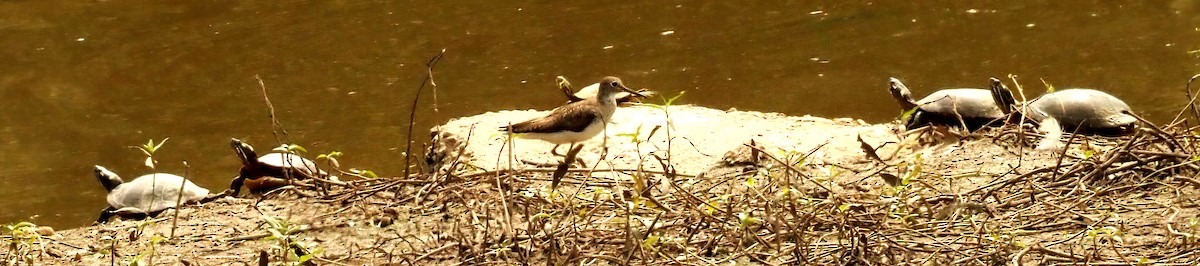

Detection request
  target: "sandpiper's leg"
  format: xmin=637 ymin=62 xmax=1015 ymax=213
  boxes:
xmin=569 ymin=143 xmax=587 ymax=167
xmin=550 ymin=144 xmax=563 ymax=156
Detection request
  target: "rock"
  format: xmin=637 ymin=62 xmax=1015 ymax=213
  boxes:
xmin=36 ymin=226 xmax=55 ymax=236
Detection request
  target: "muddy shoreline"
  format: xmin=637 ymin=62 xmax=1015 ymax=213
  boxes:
xmin=11 ymin=105 xmax=1200 ymax=265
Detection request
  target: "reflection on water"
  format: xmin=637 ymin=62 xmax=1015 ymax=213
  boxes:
xmin=0 ymin=1 xmax=1197 ymax=228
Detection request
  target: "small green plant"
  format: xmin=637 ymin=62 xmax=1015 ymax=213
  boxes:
xmin=1182 ymin=217 xmax=1200 ymax=245
xmin=316 ymin=151 xmax=378 ymax=179
xmin=136 ymin=138 xmax=168 ymax=169
xmin=274 ymin=143 xmax=308 ymax=154
xmin=127 ymin=234 xmax=165 ymax=266
xmin=262 ymin=215 xmax=320 ymax=265
xmin=646 ymin=91 xmax=686 ymax=164
xmin=736 ymin=211 xmax=760 ymax=230
xmin=1039 ymin=78 xmax=1056 ymax=93
xmin=315 ymin=151 xmax=343 ymax=167
xmin=881 ymin=154 xmax=926 ymax=225
xmin=132 ymin=220 xmax=156 ymax=241
xmin=614 ymin=124 xmax=644 ymax=144
xmin=133 ymin=139 xmax=170 ymax=216
xmin=3 ymin=222 xmax=44 ymax=265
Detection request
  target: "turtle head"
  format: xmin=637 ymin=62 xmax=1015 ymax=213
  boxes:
xmin=230 ymin=138 xmax=259 ymax=167
xmin=557 ymin=76 xmax=586 ymax=102
xmin=1105 ymin=112 xmax=1139 ymax=136
xmin=888 ymin=77 xmax=918 ymax=110
xmin=989 ymin=77 xmax=1018 ymax=115
xmin=556 ymin=76 xmax=573 ymax=92
xmin=93 ymin=165 xmax=123 ymax=192
xmin=598 ymin=76 xmax=645 ymax=102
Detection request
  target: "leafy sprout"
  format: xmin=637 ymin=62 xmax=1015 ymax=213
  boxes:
xmin=262 ymin=215 xmax=320 ymax=265
xmin=135 ymin=138 xmax=169 ymax=168
xmin=273 ymin=143 xmax=308 ymax=154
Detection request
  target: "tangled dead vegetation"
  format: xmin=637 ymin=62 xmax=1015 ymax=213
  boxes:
xmin=18 ymin=108 xmax=1200 ymax=265
xmin=14 ymin=69 xmax=1200 ymax=264
xmin=382 ymin=115 xmax=1200 ymax=265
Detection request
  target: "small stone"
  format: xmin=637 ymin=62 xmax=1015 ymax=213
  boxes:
xmin=36 ymin=226 xmax=54 ymax=236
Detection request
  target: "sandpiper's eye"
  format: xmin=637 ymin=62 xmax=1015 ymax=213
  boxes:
xmin=609 ymin=81 xmax=620 ymax=87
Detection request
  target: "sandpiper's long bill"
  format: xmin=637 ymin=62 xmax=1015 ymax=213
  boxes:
xmin=503 ymin=76 xmax=644 ymax=155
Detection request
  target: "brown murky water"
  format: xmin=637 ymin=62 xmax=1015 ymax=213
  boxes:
xmin=1 ymin=1 xmax=1198 ymax=228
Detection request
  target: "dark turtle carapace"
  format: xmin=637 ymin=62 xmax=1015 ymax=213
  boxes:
xmin=888 ymin=77 xmax=1005 ymax=131
xmin=228 ymin=138 xmax=327 ymax=195
xmin=989 ymin=78 xmax=1136 ymax=136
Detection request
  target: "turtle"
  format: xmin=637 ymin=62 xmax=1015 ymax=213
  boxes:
xmin=888 ymin=77 xmax=1006 ymax=131
xmin=94 ymin=165 xmax=210 ymax=223
xmin=989 ymin=78 xmax=1137 ymax=136
xmin=557 ymin=76 xmax=654 ymax=106
xmin=228 ymin=138 xmax=328 ymax=195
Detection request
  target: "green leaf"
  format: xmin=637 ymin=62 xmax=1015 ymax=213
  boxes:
xmin=297 ymin=252 xmax=315 ymax=263
xmin=1137 ymin=257 xmax=1151 ymax=265
xmin=274 ymin=144 xmax=308 ymax=154
xmin=737 ymin=212 xmax=759 ymax=229
xmin=351 ymin=168 xmax=378 ymax=178
xmin=898 ymin=106 xmax=919 ymax=121
xmin=642 ymin=235 xmax=660 ymax=249
xmin=1040 ymin=78 xmax=1056 ymax=93
xmin=665 ymin=91 xmax=686 ymax=106
xmin=154 ymin=138 xmax=168 ymax=151
xmin=615 ymin=124 xmax=644 ymax=143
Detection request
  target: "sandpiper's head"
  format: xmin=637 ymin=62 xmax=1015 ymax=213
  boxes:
xmin=888 ymin=77 xmax=917 ymax=110
xmin=989 ymin=77 xmax=1018 ymax=115
xmin=94 ymin=165 xmax=123 ymax=192
xmin=598 ymin=76 xmax=645 ymax=101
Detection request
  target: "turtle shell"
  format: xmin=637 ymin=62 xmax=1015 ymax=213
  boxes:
xmin=107 ymin=173 xmax=209 ymax=213
xmin=1026 ymin=89 xmax=1136 ymax=136
xmin=909 ymin=89 xmax=1005 ymax=130
xmin=256 ymin=152 xmax=326 ymax=178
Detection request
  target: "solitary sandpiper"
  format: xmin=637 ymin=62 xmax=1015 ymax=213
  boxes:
xmin=503 ymin=76 xmax=645 ymax=156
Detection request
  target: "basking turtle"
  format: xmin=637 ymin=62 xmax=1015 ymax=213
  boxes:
xmin=228 ymin=138 xmax=327 ymax=195
xmin=557 ymin=76 xmax=654 ymax=106
xmin=94 ymin=165 xmax=210 ymax=223
xmin=989 ymin=78 xmax=1137 ymax=136
xmin=888 ymin=77 xmax=1005 ymax=131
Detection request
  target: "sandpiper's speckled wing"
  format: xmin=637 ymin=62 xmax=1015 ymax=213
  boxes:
xmin=505 ymin=105 xmax=600 ymax=134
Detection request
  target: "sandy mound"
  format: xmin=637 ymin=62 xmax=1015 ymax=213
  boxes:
xmin=433 ymin=105 xmax=893 ymax=175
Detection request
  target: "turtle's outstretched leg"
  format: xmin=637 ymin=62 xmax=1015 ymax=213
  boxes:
xmin=226 ymin=175 xmax=247 ymax=197
xmin=96 ymin=207 xmax=118 ymax=224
